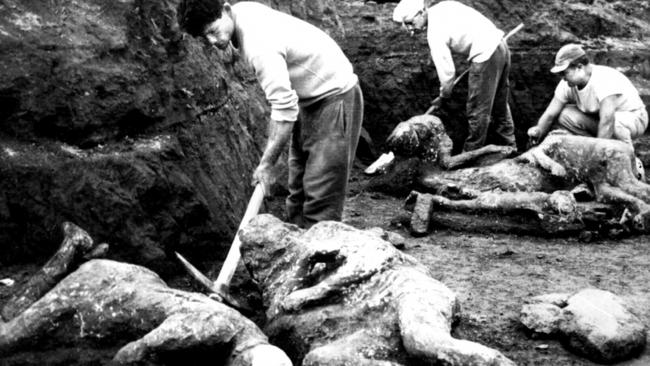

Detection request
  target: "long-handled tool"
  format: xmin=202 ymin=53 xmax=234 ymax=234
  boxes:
xmin=176 ymin=183 xmax=265 ymax=311
xmin=364 ymin=23 xmax=525 ymax=176
xmin=425 ymin=22 xmax=525 ymax=115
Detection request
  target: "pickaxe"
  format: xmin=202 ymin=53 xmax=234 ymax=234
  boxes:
xmin=176 ymin=183 xmax=265 ymax=312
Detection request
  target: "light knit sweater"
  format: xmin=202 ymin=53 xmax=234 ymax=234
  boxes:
xmin=393 ymin=0 xmax=503 ymax=88
xmin=426 ymin=1 xmax=503 ymax=87
xmin=231 ymin=2 xmax=358 ymax=122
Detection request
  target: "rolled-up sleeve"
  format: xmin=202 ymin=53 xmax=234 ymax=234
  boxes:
xmin=427 ymin=29 xmax=455 ymax=88
xmin=250 ymin=51 xmax=299 ymax=122
xmin=553 ymin=80 xmax=571 ymax=104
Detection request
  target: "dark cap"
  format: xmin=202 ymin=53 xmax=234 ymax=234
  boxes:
xmin=550 ymin=44 xmax=586 ymax=73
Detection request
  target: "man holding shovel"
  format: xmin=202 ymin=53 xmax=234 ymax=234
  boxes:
xmin=393 ymin=0 xmax=516 ymax=152
xmin=178 ymin=0 xmax=363 ymax=228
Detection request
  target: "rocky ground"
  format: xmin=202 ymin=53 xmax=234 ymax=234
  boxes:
xmin=342 ymin=167 xmax=650 ymax=366
xmin=3 ymin=159 xmax=648 ymax=366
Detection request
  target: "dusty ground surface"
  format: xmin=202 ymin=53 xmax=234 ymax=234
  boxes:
xmin=2 ymin=164 xmax=649 ymax=366
xmin=340 ymin=166 xmax=650 ymax=366
xmin=4 ymin=145 xmax=650 ymax=365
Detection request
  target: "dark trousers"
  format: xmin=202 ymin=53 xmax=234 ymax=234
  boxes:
xmin=286 ymin=83 xmax=364 ymax=228
xmin=464 ymin=40 xmax=516 ymax=152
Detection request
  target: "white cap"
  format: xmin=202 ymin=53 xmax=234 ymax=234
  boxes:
xmin=392 ymin=0 xmax=425 ymax=23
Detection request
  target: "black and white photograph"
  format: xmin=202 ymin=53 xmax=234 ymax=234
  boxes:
xmin=1 ymin=0 xmax=649 ymax=364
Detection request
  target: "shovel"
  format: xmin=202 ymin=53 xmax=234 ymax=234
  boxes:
xmin=426 ymin=22 xmax=525 ymax=115
xmin=364 ymin=23 xmax=525 ymax=176
xmin=176 ymin=183 xmax=265 ymax=312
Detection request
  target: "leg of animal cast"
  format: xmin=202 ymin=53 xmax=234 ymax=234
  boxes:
xmin=397 ymin=268 xmax=516 ymax=366
xmin=0 ymin=278 xmax=91 ymax=355
xmin=613 ymin=174 xmax=650 ymax=203
xmin=439 ymin=144 xmax=516 ymax=170
xmin=113 ymin=312 xmax=292 ymax=366
xmin=423 ymin=190 xmax=576 ymax=217
xmin=282 ymin=244 xmax=388 ymax=311
xmin=516 ymin=148 xmax=566 ymax=177
xmin=1 ymin=222 xmax=107 ymax=321
xmin=281 ymin=247 xmax=352 ymax=311
xmin=593 ymin=183 xmax=650 ymax=232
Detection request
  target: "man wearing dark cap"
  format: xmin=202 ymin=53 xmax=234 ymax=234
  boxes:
xmin=177 ymin=0 xmax=363 ymax=228
xmin=527 ymin=44 xmax=648 ymax=146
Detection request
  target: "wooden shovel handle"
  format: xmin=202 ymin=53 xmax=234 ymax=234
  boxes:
xmin=425 ymin=22 xmax=524 ymax=115
xmin=214 ymin=183 xmax=265 ymax=288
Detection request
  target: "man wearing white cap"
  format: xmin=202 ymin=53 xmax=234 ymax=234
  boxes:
xmin=392 ymin=0 xmax=516 ymax=152
xmin=527 ymin=44 xmax=648 ymax=146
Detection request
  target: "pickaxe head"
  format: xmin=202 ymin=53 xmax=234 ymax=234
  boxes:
xmin=175 ymin=252 xmax=254 ymax=314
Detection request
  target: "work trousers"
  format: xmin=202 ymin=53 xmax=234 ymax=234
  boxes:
xmin=464 ymin=40 xmax=516 ymax=152
xmin=286 ymin=83 xmax=364 ymax=228
xmin=554 ymin=105 xmax=648 ymax=145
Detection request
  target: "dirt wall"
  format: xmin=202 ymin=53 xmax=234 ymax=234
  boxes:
xmin=333 ymin=0 xmax=650 ymax=152
xmin=0 ymin=0 xmax=269 ymax=273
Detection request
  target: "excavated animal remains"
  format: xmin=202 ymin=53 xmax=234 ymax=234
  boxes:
xmin=0 ymin=232 xmax=291 ymax=366
xmin=397 ymin=128 xmax=650 ymax=237
xmin=239 ymin=214 xmax=516 ymax=366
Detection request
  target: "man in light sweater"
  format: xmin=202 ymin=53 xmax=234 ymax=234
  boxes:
xmin=527 ymin=44 xmax=648 ymax=146
xmin=393 ymin=0 xmax=516 ymax=152
xmin=177 ymin=0 xmax=363 ymax=228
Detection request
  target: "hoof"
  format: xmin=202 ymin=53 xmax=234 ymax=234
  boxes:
xmin=632 ymin=210 xmax=650 ymax=232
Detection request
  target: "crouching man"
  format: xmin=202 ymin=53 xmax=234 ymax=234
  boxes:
xmin=528 ymin=44 xmax=648 ymax=147
xmin=178 ymin=0 xmax=364 ymax=228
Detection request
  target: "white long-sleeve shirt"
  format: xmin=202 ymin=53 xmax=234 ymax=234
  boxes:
xmin=231 ymin=2 xmax=358 ymax=122
xmin=393 ymin=0 xmax=503 ymax=87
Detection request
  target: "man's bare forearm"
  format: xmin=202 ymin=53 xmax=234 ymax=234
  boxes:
xmin=597 ymin=114 xmax=615 ymax=139
xmin=259 ymin=119 xmax=294 ymax=168
xmin=531 ymin=97 xmax=564 ymax=140
xmin=597 ymin=95 xmax=620 ymax=139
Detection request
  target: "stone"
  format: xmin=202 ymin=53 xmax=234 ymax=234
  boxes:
xmin=520 ymin=288 xmax=647 ymax=363
xmin=559 ymin=289 xmax=647 ymax=363
xmin=520 ymin=303 xmax=563 ymax=336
